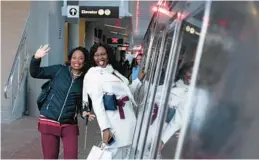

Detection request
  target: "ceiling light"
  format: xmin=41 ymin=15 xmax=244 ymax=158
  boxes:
xmin=110 ymin=31 xmax=118 ymax=35
xmin=105 ymin=24 xmax=126 ymax=30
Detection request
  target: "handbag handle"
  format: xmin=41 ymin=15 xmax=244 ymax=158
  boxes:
xmin=97 ymin=131 xmax=116 ymax=150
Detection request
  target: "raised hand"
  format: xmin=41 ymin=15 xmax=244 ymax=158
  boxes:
xmin=34 ymin=44 xmax=50 ymax=59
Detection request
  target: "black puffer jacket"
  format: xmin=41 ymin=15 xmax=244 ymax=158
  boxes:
xmin=30 ymin=56 xmax=88 ymax=124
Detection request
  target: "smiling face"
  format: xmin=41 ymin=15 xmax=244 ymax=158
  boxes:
xmin=136 ymin=55 xmax=142 ymax=65
xmin=70 ymin=50 xmax=85 ymax=71
xmin=93 ymin=46 xmax=109 ymax=68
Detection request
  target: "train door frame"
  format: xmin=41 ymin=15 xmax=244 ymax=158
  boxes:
xmin=148 ymin=18 xmax=184 ymax=159
xmin=136 ymin=28 xmax=168 ymax=159
xmin=129 ymin=11 xmax=167 ymax=157
xmin=130 ymin=22 xmax=166 ymax=158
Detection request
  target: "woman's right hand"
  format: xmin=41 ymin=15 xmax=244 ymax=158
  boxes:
xmin=103 ymin=129 xmax=112 ymax=144
xmin=138 ymin=68 xmax=145 ymax=81
xmin=34 ymin=44 xmax=50 ymax=59
xmin=82 ymin=111 xmax=95 ymax=121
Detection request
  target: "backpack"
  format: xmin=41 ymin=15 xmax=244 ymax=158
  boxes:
xmin=37 ymin=66 xmax=62 ymax=111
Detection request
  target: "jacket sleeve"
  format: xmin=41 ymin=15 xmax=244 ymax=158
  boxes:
xmin=82 ymin=74 xmax=90 ymax=113
xmin=82 ymin=73 xmax=93 ymax=112
xmin=85 ymin=73 xmax=111 ymax=131
xmin=129 ymin=78 xmax=142 ymax=94
xmin=30 ymin=55 xmax=62 ymax=79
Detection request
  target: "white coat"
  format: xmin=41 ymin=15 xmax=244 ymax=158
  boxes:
xmin=135 ymin=79 xmax=189 ymax=154
xmin=156 ymin=79 xmax=189 ymax=144
xmin=83 ymin=65 xmax=142 ymax=148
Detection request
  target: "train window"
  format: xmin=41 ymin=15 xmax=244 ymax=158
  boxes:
xmin=143 ymin=34 xmax=163 ymax=84
xmin=159 ymin=30 xmax=174 ymax=85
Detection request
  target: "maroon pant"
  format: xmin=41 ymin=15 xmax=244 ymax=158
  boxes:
xmin=38 ymin=121 xmax=79 ymax=159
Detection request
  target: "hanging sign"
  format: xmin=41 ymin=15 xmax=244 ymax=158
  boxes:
xmin=79 ymin=6 xmax=119 ymax=18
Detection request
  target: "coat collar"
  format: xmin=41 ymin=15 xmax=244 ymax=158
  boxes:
xmin=68 ymin=66 xmax=84 ymax=78
xmin=90 ymin=64 xmax=114 ymax=74
xmin=175 ymin=79 xmax=189 ymax=89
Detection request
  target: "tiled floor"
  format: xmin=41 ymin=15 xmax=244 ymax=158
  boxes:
xmin=1 ymin=116 xmax=177 ymax=159
xmin=1 ymin=116 xmax=102 ymax=159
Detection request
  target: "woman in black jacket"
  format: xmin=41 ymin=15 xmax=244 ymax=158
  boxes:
xmin=30 ymin=44 xmax=95 ymax=159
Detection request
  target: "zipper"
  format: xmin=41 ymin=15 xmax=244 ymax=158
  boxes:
xmin=74 ymin=106 xmax=78 ymax=121
xmin=46 ymin=95 xmax=54 ymax=110
xmin=57 ymin=78 xmax=74 ymax=121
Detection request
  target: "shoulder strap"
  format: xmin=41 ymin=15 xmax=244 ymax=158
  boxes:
xmin=112 ymin=71 xmax=123 ymax=82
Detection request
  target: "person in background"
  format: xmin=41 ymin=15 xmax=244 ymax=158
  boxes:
xmin=118 ymin=52 xmax=131 ymax=78
xmin=131 ymin=54 xmax=143 ymax=81
xmin=30 ymin=44 xmax=95 ymax=159
xmin=83 ymin=43 xmax=145 ymax=159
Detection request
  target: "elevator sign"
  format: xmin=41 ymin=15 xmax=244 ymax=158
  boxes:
xmin=79 ymin=6 xmax=119 ymax=18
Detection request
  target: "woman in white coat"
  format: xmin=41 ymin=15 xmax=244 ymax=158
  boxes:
xmin=143 ymin=61 xmax=193 ymax=158
xmin=82 ymin=43 xmax=145 ymax=159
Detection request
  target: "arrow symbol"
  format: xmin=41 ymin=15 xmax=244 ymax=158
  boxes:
xmin=69 ymin=8 xmax=77 ymax=16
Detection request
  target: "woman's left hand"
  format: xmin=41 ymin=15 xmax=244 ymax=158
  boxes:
xmin=82 ymin=111 xmax=95 ymax=121
xmin=159 ymin=141 xmax=164 ymax=152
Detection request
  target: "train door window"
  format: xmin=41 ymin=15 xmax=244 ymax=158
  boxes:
xmin=176 ymin=1 xmax=259 ymax=159
xmin=159 ymin=30 xmax=174 ymax=85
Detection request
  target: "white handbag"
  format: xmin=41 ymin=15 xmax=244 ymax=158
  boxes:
xmin=86 ymin=132 xmax=115 ymax=160
xmin=86 ymin=145 xmax=112 ymax=160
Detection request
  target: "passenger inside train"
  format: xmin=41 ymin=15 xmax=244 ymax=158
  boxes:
xmin=131 ymin=54 xmax=143 ymax=81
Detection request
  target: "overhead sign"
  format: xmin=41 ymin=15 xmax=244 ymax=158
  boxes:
xmin=79 ymin=6 xmax=119 ymax=18
xmin=107 ymin=38 xmax=123 ymax=45
xmin=67 ymin=5 xmax=79 ymax=18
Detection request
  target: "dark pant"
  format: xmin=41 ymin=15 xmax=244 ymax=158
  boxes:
xmin=39 ymin=123 xmax=79 ymax=159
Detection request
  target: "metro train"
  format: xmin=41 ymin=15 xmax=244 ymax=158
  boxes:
xmin=128 ymin=1 xmax=259 ymax=159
